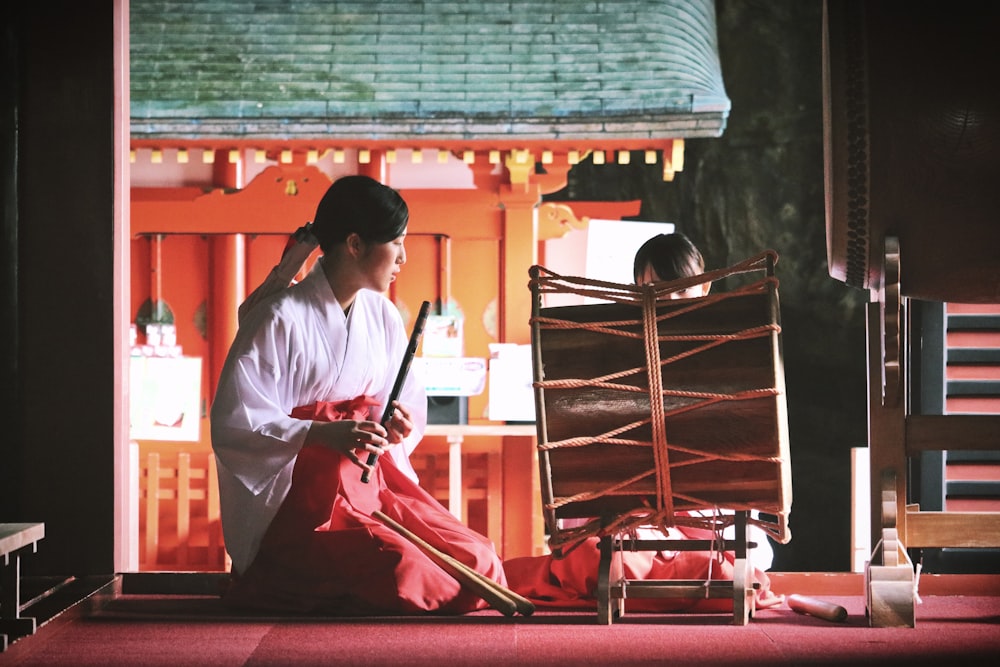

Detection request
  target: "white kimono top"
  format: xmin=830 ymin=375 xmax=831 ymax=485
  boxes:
xmin=210 ymin=258 xmax=427 ymax=574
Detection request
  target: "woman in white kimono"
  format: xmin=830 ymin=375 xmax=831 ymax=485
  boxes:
xmin=211 ymin=175 xmax=505 ymax=615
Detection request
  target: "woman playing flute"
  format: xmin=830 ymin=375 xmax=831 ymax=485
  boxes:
xmin=211 ymin=175 xmax=505 ymax=614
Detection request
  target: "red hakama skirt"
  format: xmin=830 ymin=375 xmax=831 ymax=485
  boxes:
xmin=224 ymin=398 xmax=506 ymax=615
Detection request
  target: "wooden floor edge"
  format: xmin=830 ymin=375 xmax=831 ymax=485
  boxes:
xmin=111 ymin=570 xmax=1000 ymax=598
xmin=768 ymin=572 xmax=1000 ymax=597
xmin=3 ymin=576 xmax=120 ymax=653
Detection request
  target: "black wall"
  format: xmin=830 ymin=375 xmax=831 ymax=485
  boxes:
xmin=1 ymin=2 xmax=118 ymax=575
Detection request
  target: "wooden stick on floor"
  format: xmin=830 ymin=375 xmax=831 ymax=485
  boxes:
xmin=787 ymin=593 xmax=848 ymax=623
xmin=371 ymin=510 xmax=535 ymax=617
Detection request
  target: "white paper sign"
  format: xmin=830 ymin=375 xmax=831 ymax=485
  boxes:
xmin=129 ymin=356 xmax=202 ymax=441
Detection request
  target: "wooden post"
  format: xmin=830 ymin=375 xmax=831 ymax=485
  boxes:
xmin=496 ymin=179 xmax=543 ymax=558
xmin=208 ymin=234 xmax=245 ymax=404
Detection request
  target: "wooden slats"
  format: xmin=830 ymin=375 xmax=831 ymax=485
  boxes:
xmin=206 ymin=455 xmax=224 ymax=569
xmin=139 ymin=447 xmax=227 ymax=572
xmin=903 ymin=301 xmax=1000 ymax=574
xmin=946 ymin=329 xmax=1000 ymax=348
xmin=947 ymin=303 xmax=1000 ymax=315
xmin=905 ymin=510 xmax=1000 ymax=549
xmin=947 ymin=363 xmax=1000 ymax=380
xmin=143 ymin=452 xmax=160 ymax=568
xmin=947 ymin=397 xmax=1000 ymax=413
xmin=904 ymin=415 xmax=1000 ymax=453
xmin=177 ymin=453 xmax=190 ymax=567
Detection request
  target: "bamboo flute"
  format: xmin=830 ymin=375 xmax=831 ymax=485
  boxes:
xmin=361 ymin=300 xmax=431 ymax=483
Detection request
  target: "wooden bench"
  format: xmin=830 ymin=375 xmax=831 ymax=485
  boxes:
xmin=0 ymin=522 xmax=45 ymax=651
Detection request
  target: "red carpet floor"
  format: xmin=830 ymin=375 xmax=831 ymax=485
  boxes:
xmin=1 ymin=593 xmax=998 ymax=666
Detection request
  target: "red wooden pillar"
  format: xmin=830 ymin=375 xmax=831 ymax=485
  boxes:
xmin=208 ymin=235 xmax=245 ymax=404
xmin=207 ymin=158 xmax=246 ymax=404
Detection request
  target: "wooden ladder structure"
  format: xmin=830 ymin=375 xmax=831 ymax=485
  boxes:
xmin=865 ymin=238 xmax=1000 ymax=627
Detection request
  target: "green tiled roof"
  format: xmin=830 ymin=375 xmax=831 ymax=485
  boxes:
xmin=130 ymin=0 xmax=730 ymax=141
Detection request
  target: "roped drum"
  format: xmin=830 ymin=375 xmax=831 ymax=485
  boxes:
xmin=528 ymin=252 xmax=792 ymax=558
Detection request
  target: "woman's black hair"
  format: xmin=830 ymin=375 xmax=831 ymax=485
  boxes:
xmin=310 ymin=175 xmax=409 ymax=252
xmin=632 ymin=232 xmax=705 ymax=283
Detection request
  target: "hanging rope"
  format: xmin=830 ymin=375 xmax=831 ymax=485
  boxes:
xmin=643 ymin=283 xmax=673 ymax=521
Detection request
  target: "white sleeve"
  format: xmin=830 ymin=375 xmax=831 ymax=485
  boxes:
xmin=210 ymin=313 xmax=312 ymax=495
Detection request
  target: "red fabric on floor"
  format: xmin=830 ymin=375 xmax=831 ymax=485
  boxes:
xmin=505 ymin=527 xmax=776 ymax=613
xmin=223 ymin=400 xmax=505 ymax=615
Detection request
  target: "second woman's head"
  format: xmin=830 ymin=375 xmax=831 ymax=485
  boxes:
xmin=632 ymin=232 xmax=711 ymax=298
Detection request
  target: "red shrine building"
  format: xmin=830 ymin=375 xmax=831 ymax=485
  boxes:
xmin=8 ymin=0 xmax=734 ymax=576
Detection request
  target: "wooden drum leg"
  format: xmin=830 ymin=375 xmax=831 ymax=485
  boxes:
xmin=732 ymin=511 xmax=753 ymax=626
xmin=866 ymin=471 xmax=916 ymax=628
xmin=597 ymin=535 xmax=615 ymax=625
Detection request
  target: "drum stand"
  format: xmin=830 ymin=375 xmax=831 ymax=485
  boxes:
xmin=595 ymin=511 xmax=756 ymax=625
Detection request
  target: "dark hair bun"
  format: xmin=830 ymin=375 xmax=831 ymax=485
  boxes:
xmin=311 ymin=175 xmax=409 ymax=251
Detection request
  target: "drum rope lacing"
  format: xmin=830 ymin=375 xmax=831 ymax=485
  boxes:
xmin=528 ymin=251 xmax=789 ymax=554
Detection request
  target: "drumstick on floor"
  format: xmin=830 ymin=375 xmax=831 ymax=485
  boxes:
xmin=787 ymin=593 xmax=848 ymax=622
xmin=371 ymin=510 xmax=535 ymax=617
